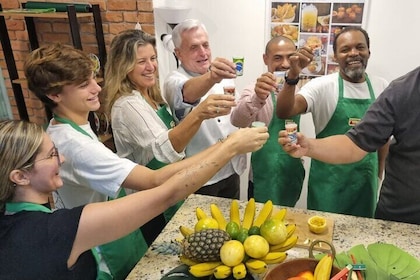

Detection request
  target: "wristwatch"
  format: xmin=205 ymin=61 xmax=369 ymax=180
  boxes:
xmin=285 ymin=71 xmax=300 ymax=85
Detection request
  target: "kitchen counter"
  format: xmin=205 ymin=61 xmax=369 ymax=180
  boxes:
xmin=126 ymin=194 xmax=420 ymax=279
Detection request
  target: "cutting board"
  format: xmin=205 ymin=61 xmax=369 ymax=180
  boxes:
xmin=284 ymin=211 xmax=334 ymax=253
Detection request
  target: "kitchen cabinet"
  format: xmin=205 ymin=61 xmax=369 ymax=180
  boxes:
xmin=0 ymin=3 xmax=106 ymax=120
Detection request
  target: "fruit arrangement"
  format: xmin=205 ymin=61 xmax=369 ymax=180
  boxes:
xmin=178 ymin=198 xmax=299 ymax=279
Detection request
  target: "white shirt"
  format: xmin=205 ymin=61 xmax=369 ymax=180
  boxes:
xmin=299 ymin=72 xmax=389 ymax=134
xmin=47 ymin=120 xmax=136 ymax=208
xmin=111 ymin=90 xmax=185 ymax=166
xmin=163 ymin=67 xmax=247 ymax=186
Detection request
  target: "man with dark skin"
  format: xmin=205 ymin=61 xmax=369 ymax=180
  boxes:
xmin=276 ymin=27 xmax=389 ymax=217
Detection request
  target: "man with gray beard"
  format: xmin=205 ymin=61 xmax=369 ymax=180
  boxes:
xmin=276 ymin=26 xmax=389 ymax=217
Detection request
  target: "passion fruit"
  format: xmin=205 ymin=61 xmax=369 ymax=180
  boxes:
xmin=307 ymin=215 xmax=327 ymax=234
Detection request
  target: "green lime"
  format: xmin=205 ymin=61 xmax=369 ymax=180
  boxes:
xmin=237 ymin=228 xmax=249 ymax=243
xmin=248 ymin=225 xmax=260 ymax=236
xmin=226 ymin=221 xmax=240 ymax=239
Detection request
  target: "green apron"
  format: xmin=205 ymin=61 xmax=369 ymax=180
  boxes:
xmin=53 ymin=115 xmax=148 ymax=280
xmin=146 ymin=104 xmax=183 ymax=222
xmin=5 ymin=202 xmax=110 ymax=279
xmin=251 ymin=93 xmax=305 ymax=206
xmin=307 ymin=75 xmax=378 ymax=218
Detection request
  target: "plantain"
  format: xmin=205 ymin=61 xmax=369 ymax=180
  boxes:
xmin=232 ymin=262 xmax=247 ymax=279
xmin=286 ymin=223 xmax=296 ymax=239
xmin=253 ymin=200 xmax=273 ymax=227
xmin=314 ymin=254 xmax=333 ymax=280
xmin=179 ymin=254 xmax=198 ymax=266
xmin=179 ymin=225 xmax=194 ymax=237
xmin=230 ymin=200 xmax=241 ymax=225
xmin=196 ymin=207 xmax=207 ymax=221
xmin=213 ymin=264 xmax=232 ymax=279
xmin=242 ymin=198 xmax=255 ymax=230
xmin=245 ymin=259 xmax=267 ymax=274
xmin=271 ymin=208 xmax=287 ymax=221
xmin=260 ymin=251 xmax=288 ymax=264
xmin=269 ymin=235 xmax=298 ymax=252
xmin=189 ymin=261 xmax=222 ymax=278
xmin=210 ymin=203 xmax=228 ymax=230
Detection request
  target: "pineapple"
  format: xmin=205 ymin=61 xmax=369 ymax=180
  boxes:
xmin=182 ymin=229 xmax=231 ymax=262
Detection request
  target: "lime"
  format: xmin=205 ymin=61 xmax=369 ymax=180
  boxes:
xmin=243 ymin=235 xmax=269 ymax=259
xmin=260 ymin=218 xmax=287 ymax=245
xmin=236 ymin=228 xmax=249 ymax=243
xmin=226 ymin=221 xmax=240 ymax=239
xmin=220 ymin=240 xmax=245 ymax=267
xmin=248 ymin=225 xmax=260 ymax=236
xmin=194 ymin=217 xmax=219 ymax=232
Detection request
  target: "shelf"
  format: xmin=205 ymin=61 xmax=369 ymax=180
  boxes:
xmin=0 ymin=3 xmax=106 ymax=121
xmin=0 ymin=11 xmax=93 ymax=18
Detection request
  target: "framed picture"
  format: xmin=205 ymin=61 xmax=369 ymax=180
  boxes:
xmin=267 ymin=0 xmax=369 ymax=77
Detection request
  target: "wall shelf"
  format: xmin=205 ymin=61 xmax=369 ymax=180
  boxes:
xmin=0 ymin=3 xmax=106 ymax=121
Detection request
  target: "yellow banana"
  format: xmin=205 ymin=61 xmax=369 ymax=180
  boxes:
xmin=314 ymin=254 xmax=333 ymax=280
xmin=286 ymin=223 xmax=296 ymax=239
xmin=245 ymin=259 xmax=267 ymax=274
xmin=210 ymin=203 xmax=228 ymax=230
xmin=179 ymin=255 xmax=198 ymax=266
xmin=230 ymin=200 xmax=241 ymax=225
xmin=232 ymin=262 xmax=247 ymax=279
xmin=314 ymin=254 xmax=329 ymax=279
xmin=253 ymin=200 xmax=273 ymax=227
xmin=260 ymin=251 xmax=287 ymax=264
xmin=242 ymin=198 xmax=255 ymax=230
xmin=269 ymin=235 xmax=298 ymax=252
xmin=271 ymin=208 xmax=287 ymax=221
xmin=213 ymin=264 xmax=232 ymax=279
xmin=179 ymin=225 xmax=194 ymax=237
xmin=196 ymin=207 xmax=207 ymax=221
xmin=189 ymin=261 xmax=222 ymax=278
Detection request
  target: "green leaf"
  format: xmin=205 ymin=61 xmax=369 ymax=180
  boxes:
xmin=367 ymin=243 xmax=420 ymax=279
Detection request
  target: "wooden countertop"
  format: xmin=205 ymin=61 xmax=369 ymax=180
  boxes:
xmin=126 ymin=194 xmax=420 ymax=279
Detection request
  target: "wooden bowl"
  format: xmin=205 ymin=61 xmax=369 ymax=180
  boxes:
xmin=263 ymin=258 xmax=340 ymax=280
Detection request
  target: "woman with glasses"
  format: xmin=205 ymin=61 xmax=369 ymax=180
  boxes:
xmin=19 ymin=43 xmax=268 ymax=280
xmin=0 ymin=120 xmax=267 ymax=279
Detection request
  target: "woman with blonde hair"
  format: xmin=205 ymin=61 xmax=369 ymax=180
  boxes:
xmin=103 ymin=29 xmax=237 ymax=244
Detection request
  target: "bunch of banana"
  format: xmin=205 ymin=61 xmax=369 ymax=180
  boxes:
xmin=314 ymin=254 xmax=333 ymax=280
xmin=177 ymin=199 xmax=300 ymax=279
xmin=188 ymin=261 xmax=222 ymax=278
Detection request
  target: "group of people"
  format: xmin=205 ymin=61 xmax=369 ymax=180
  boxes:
xmin=0 ymin=16 xmax=419 ymax=280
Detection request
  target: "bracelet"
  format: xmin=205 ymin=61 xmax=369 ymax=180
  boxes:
xmin=285 ymin=70 xmax=300 ymax=85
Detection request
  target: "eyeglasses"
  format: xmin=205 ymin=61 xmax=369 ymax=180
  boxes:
xmin=26 ymin=146 xmax=62 ymax=168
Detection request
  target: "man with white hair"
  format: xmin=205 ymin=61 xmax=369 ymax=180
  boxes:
xmin=164 ymin=19 xmax=246 ymax=199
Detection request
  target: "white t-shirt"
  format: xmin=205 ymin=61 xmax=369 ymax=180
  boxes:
xmin=47 ymin=120 xmax=137 ymax=208
xmin=163 ymin=67 xmax=247 ymax=185
xmin=111 ymin=90 xmax=185 ymax=166
xmin=299 ymin=72 xmax=389 ymax=134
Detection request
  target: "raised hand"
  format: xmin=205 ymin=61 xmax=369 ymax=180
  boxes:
xmin=208 ymin=57 xmax=237 ymax=83
xmin=255 ymin=72 xmax=277 ymax=100
xmin=195 ymin=94 xmax=236 ymax=120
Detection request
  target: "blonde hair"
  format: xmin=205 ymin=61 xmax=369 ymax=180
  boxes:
xmin=0 ymin=120 xmax=44 ymax=209
xmin=103 ymin=29 xmax=164 ymax=115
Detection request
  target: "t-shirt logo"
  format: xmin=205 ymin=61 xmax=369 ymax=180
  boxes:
xmin=348 ymin=118 xmax=361 ymax=126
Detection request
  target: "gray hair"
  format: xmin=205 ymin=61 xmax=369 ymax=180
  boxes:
xmin=172 ymin=19 xmax=208 ymax=48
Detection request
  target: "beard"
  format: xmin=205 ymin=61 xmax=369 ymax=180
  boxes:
xmin=343 ymin=63 xmax=366 ymax=81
